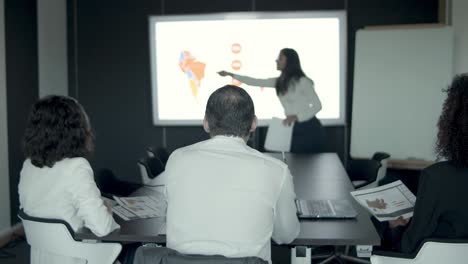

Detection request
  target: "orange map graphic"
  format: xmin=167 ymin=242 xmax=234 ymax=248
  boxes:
xmin=179 ymin=51 xmax=206 ymax=97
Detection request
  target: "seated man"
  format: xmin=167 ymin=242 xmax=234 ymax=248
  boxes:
xmin=165 ymin=85 xmax=300 ymax=263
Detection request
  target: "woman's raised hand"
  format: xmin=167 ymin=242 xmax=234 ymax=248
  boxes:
xmin=217 ymin=70 xmax=232 ymax=77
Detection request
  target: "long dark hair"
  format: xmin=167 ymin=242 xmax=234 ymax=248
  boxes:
xmin=436 ymin=74 xmax=468 ymax=167
xmin=22 ymin=95 xmax=95 ymax=168
xmin=275 ymin=48 xmax=306 ymax=95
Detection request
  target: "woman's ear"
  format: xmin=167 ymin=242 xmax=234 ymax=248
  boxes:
xmin=203 ymin=117 xmax=210 ymax=133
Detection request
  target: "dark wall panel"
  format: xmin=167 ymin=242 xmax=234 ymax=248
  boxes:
xmin=74 ymin=1 xmax=164 ymax=182
xmin=255 ymin=0 xmax=344 ymax=11
xmin=164 ymin=0 xmax=252 ymax=14
xmin=5 ymin=0 xmax=39 ymax=223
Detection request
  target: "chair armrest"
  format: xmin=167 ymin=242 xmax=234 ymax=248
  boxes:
xmin=371 ymin=238 xmax=468 ymax=264
xmin=370 ymin=254 xmax=413 ymax=264
xmin=347 ymin=159 xmax=381 ymax=181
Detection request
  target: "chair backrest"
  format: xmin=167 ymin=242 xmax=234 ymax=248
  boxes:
xmin=139 ymin=147 xmax=168 ymax=185
xmin=19 ymin=210 xmax=121 ymax=264
xmin=372 ymin=152 xmax=391 ymax=187
xmin=147 ymin=147 xmax=170 ymax=165
xmin=348 ymin=152 xmax=391 ymax=190
xmin=371 ymin=239 xmax=468 ymax=264
xmin=139 ymin=155 xmax=166 ymax=185
xmin=134 ymin=246 xmax=267 ymax=264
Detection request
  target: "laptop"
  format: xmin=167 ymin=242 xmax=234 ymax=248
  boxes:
xmin=295 ymin=199 xmax=357 ymax=219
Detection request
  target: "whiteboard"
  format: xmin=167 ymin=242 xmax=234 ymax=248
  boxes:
xmin=351 ymin=26 xmax=453 ymax=160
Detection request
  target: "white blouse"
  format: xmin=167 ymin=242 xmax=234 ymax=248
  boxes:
xmin=232 ymin=74 xmax=322 ymax=122
xmin=18 ymin=157 xmax=120 ymax=264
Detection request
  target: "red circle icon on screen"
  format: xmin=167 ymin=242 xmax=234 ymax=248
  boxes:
xmin=231 ymin=60 xmax=242 ymax=71
xmin=231 ymin=43 xmax=241 ymax=54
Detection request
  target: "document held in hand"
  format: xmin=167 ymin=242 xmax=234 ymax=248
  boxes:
xmin=264 ymin=117 xmax=294 ymax=152
xmin=350 ymin=180 xmax=416 ymax=221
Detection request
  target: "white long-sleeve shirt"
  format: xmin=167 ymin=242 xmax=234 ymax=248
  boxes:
xmin=232 ymin=74 xmax=322 ymax=122
xmin=165 ymin=136 xmax=300 ymax=263
xmin=19 ymin=157 xmax=120 ymax=264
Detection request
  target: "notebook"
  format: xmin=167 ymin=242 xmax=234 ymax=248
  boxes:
xmin=296 ymin=199 xmax=357 ymax=219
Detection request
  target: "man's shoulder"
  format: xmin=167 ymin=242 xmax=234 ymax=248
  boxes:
xmin=169 ymin=140 xmax=210 ymax=156
xmin=169 ymin=140 xmax=288 ymax=170
xmin=247 ymin=150 xmax=289 ymax=170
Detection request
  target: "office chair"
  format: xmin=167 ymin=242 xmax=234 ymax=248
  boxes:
xmin=347 ymin=152 xmax=391 ymax=189
xmin=147 ymin=146 xmax=170 ymax=164
xmin=138 ymin=149 xmax=168 ymax=186
xmin=371 ymin=239 xmax=468 ymax=264
xmin=133 ymin=245 xmax=267 ymax=264
xmin=19 ymin=209 xmax=122 ymax=264
xmin=95 ymin=168 xmax=141 ymax=197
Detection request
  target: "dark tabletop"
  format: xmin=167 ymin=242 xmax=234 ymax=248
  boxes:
xmin=75 ymin=153 xmax=380 ymax=246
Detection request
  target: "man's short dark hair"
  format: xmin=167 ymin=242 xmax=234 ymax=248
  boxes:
xmin=22 ymin=95 xmax=94 ymax=168
xmin=205 ymin=85 xmax=255 ymax=137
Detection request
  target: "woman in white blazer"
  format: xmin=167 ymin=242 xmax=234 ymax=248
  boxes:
xmin=218 ymin=48 xmax=328 ymax=153
xmin=18 ymin=95 xmax=120 ymax=264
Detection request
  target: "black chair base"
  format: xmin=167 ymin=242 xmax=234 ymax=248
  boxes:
xmin=311 ymin=246 xmax=370 ymax=264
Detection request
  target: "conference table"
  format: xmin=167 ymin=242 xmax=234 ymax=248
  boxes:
xmin=75 ymin=153 xmax=380 ymax=261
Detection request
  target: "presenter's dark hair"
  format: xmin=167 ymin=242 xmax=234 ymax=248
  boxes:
xmin=22 ymin=95 xmax=94 ymax=168
xmin=205 ymin=85 xmax=255 ymax=137
xmin=275 ymin=48 xmax=306 ymax=96
xmin=436 ymin=73 xmax=468 ymax=167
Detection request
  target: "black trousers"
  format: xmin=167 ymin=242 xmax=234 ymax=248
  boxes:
xmin=290 ymin=117 xmax=328 ymax=153
xmin=371 ymin=217 xmax=406 ymax=252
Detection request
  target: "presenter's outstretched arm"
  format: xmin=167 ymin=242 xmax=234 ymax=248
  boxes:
xmin=218 ymin=70 xmax=277 ymax=88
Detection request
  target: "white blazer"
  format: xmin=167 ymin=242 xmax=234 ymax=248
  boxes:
xmin=19 ymin=157 xmax=120 ymax=264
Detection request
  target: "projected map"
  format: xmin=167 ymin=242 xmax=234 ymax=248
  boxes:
xmin=178 ymin=51 xmax=206 ymax=97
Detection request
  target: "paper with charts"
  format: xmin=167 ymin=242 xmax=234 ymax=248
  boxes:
xmin=112 ymin=194 xmax=166 ymax=221
xmin=350 ymin=180 xmax=416 ymax=221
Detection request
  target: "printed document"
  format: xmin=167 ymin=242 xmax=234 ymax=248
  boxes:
xmin=264 ymin=117 xmax=293 ymax=152
xmin=350 ymin=180 xmax=416 ymax=221
xmin=112 ymin=192 xmax=166 ymax=221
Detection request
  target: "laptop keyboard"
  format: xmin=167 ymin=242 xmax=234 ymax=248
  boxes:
xmin=308 ymin=200 xmax=333 ymax=216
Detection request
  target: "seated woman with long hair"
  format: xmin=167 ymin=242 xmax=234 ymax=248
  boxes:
xmin=382 ymin=74 xmax=468 ymax=253
xmin=18 ymin=95 xmax=119 ymax=264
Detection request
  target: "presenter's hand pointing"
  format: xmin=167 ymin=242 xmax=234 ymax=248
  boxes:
xmin=217 ymin=71 xmax=233 ymax=77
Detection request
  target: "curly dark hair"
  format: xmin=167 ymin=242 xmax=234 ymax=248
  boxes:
xmin=22 ymin=95 xmax=94 ymax=168
xmin=436 ymin=73 xmax=468 ymax=167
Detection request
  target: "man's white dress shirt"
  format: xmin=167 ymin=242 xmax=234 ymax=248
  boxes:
xmin=232 ymin=74 xmax=322 ymax=122
xmin=19 ymin=157 xmax=120 ymax=264
xmin=165 ymin=136 xmax=300 ymax=262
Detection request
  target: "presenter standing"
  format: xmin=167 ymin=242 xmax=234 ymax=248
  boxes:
xmin=218 ymin=48 xmax=327 ymax=153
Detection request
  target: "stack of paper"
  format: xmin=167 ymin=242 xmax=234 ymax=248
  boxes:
xmin=112 ymin=194 xmax=166 ymax=221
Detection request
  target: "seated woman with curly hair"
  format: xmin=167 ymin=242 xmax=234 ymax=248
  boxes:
xmin=18 ymin=95 xmax=119 ymax=264
xmin=381 ymin=74 xmax=468 ymax=253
